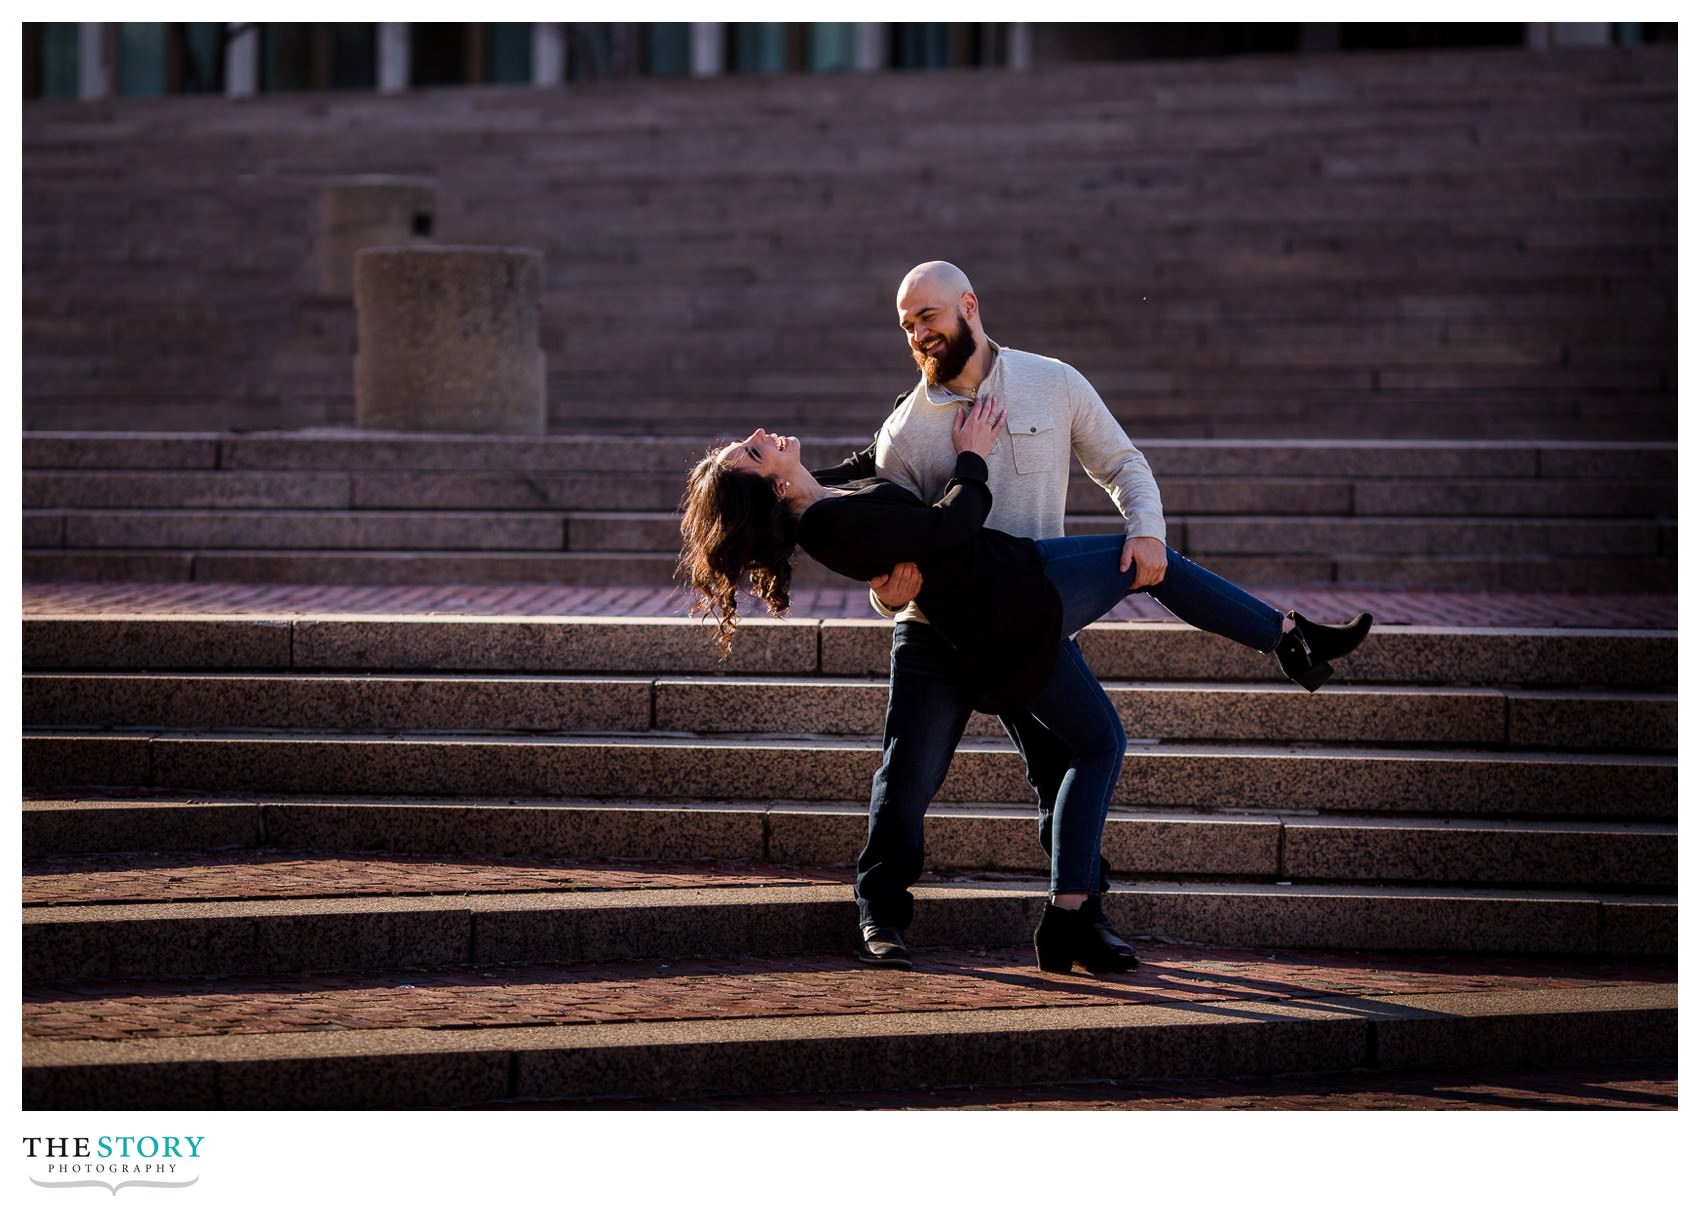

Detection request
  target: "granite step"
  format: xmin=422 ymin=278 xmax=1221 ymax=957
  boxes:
xmin=21 ymin=548 xmax=684 ymax=587
xmin=19 ymin=433 xmax=1680 ymax=482
xmin=24 ymin=544 xmax=1679 ymax=592
xmin=18 ymin=401 xmax=1680 ymax=441
xmin=25 ymin=129 xmax=1665 ymax=180
xmin=23 ymin=295 xmax=1674 ymax=340
xmin=1323 ymin=553 xmax=1675 ymax=592
xmin=20 ymin=802 xmax=1677 ymax=890
xmin=31 ymin=509 xmax=571 ymax=552
xmin=21 ymin=947 xmax=1677 ymax=1109
xmin=355 ymin=509 xmax=1664 ymax=559
xmin=472 ymin=1058 xmax=1679 ymax=1111
xmin=48 ymin=329 xmax=1654 ymax=373
xmin=26 ymin=94 xmax=1667 ymax=144
xmin=21 ymin=615 xmax=1678 ymax=688
xmin=20 ymin=468 xmax=1678 ymax=517
xmin=37 ymin=130 xmax=1660 ymax=172
xmin=20 ymin=870 xmax=1675 ymax=986
xmin=22 ymin=795 xmax=1680 ymax=889
xmin=25 ymin=125 xmax=1668 ymax=164
xmin=20 ymin=731 xmax=1678 ymax=819
xmin=20 ymin=672 xmax=1678 ymax=752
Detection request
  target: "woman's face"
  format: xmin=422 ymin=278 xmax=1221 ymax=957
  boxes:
xmin=717 ymin=428 xmax=802 ymax=485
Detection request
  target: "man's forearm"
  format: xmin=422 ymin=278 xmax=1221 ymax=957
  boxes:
xmin=814 ymin=439 xmax=878 ymax=487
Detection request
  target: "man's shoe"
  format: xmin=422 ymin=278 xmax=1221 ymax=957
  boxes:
xmin=854 ymin=923 xmax=913 ymax=969
xmin=1275 ymin=610 xmax=1374 ymax=692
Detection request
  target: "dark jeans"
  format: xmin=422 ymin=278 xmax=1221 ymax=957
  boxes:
xmin=854 ymin=539 xmax=1285 ymax=927
xmin=1031 ymin=536 xmax=1285 ymax=894
xmin=854 ymin=619 xmax=1091 ymax=928
xmin=1041 ymin=536 xmax=1285 ymax=652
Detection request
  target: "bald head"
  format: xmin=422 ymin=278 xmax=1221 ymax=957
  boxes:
xmin=896 ymin=260 xmax=983 ymax=335
xmin=896 ymin=261 xmax=988 ymax=388
xmin=897 ymin=260 xmax=974 ymax=306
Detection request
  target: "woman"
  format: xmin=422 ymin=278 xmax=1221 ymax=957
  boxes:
xmin=677 ymin=398 xmax=1371 ymax=974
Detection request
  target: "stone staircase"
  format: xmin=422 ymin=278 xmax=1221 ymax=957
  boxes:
xmin=21 ymin=431 xmax=1679 ymax=591
xmin=21 ymin=611 xmax=1676 ymax=1108
xmin=20 ymin=42 xmax=1678 ymax=1110
xmin=22 ymin=44 xmax=1675 ymax=439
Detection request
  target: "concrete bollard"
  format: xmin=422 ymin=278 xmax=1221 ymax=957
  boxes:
xmin=354 ymin=246 xmax=547 ymax=435
xmin=318 ymin=176 xmax=436 ymax=296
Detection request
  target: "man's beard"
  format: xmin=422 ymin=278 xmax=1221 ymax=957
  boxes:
xmin=912 ymin=313 xmax=976 ymax=385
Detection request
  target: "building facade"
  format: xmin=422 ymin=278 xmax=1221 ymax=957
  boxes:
xmin=21 ymin=21 xmax=1675 ymax=102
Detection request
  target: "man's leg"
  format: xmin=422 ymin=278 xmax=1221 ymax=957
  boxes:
xmin=855 ymin=621 xmax=978 ymax=930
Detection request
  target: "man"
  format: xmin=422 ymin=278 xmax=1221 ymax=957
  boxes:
xmin=828 ymin=260 xmax=1168 ymax=969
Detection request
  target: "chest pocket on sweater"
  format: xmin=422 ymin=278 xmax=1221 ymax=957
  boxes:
xmin=1007 ymin=417 xmax=1060 ymax=475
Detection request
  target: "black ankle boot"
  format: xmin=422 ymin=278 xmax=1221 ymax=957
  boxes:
xmin=1275 ymin=610 xmax=1373 ymax=692
xmin=1034 ymin=902 xmax=1141 ymax=975
xmin=1082 ymin=895 xmax=1140 ymax=969
xmin=1033 ymin=903 xmax=1079 ymax=974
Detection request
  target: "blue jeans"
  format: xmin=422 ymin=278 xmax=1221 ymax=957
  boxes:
xmin=1038 ymin=536 xmax=1285 ymax=651
xmin=854 ymin=539 xmax=1284 ymax=924
xmin=1029 ymin=536 xmax=1285 ymax=894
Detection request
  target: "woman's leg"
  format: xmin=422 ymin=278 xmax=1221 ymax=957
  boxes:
xmin=1149 ymin=548 xmax=1285 ymax=653
xmin=1036 ymin=535 xmax=1284 ymax=653
xmin=999 ymin=696 xmax=1112 ymax=899
xmin=1021 ymin=638 xmax=1126 ymax=899
xmin=1036 ymin=534 xmax=1145 ymax=637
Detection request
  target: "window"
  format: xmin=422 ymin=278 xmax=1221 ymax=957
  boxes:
xmin=808 ymin=23 xmax=858 ymax=72
xmin=891 ymin=23 xmax=952 ymax=69
xmin=118 ymin=22 xmax=168 ymax=96
xmin=648 ymin=23 xmax=692 ymax=77
xmin=731 ymin=23 xmax=787 ymax=73
xmin=488 ymin=23 xmax=532 ymax=84
xmin=28 ymin=23 xmax=81 ymax=99
xmin=411 ymin=22 xmax=468 ymax=87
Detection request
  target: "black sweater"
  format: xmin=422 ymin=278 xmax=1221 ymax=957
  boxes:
xmin=798 ymin=451 xmax=1063 ymax=712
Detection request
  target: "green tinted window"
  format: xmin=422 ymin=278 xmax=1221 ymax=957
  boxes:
xmin=892 ymin=23 xmax=952 ymax=69
xmin=732 ymin=22 xmax=786 ymax=73
xmin=808 ymin=23 xmax=858 ymax=71
xmin=180 ymin=22 xmax=223 ymax=94
xmin=488 ymin=23 xmax=532 ymax=84
xmin=649 ymin=22 xmax=691 ymax=76
xmin=40 ymin=23 xmax=79 ymax=97
xmin=118 ymin=22 xmax=168 ymax=95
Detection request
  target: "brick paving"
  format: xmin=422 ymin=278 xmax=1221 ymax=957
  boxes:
xmin=23 ymin=850 xmax=851 ymax=906
xmin=22 ymin=944 xmax=1673 ymax=1044
xmin=21 ymin=580 xmax=1677 ymax=629
xmin=486 ymin=1059 xmax=1677 ymax=1110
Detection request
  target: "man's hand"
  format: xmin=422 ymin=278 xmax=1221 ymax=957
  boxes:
xmin=871 ymin=562 xmax=923 ymax=610
xmin=1120 ymin=536 xmax=1168 ymax=591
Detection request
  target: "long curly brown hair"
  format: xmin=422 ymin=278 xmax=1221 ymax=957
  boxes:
xmin=676 ymin=448 xmax=800 ymax=656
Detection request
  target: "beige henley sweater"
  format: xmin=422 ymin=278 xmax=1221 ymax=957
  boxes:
xmin=871 ymin=341 xmax=1166 ymax=623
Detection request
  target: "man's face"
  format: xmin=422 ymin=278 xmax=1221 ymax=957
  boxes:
xmin=903 ymin=304 xmax=976 ymax=386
